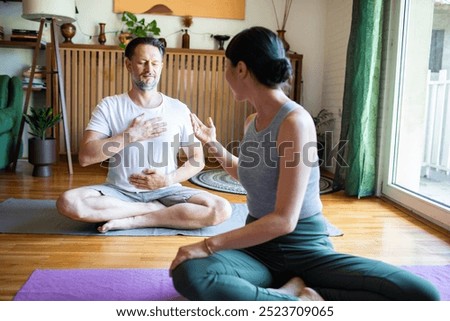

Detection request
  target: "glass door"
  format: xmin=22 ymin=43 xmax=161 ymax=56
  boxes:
xmin=381 ymin=0 xmax=450 ymax=231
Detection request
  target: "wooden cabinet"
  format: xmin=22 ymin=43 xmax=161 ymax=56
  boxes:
xmin=48 ymin=44 xmax=302 ymax=155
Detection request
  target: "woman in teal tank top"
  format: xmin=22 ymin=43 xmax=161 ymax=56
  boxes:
xmin=169 ymin=27 xmax=439 ymax=301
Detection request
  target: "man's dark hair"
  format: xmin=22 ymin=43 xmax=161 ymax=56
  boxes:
xmin=124 ymin=37 xmax=165 ymax=59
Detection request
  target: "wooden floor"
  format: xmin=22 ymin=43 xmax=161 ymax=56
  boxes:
xmin=0 ymin=159 xmax=449 ymax=301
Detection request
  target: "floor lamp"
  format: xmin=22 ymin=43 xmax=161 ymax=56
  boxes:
xmin=11 ymin=0 xmax=75 ymax=174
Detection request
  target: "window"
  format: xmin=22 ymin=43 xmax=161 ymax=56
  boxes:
xmin=381 ymin=0 xmax=450 ymax=231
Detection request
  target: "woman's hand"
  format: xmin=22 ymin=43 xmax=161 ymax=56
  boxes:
xmin=169 ymin=239 xmax=212 ymax=276
xmin=190 ymin=113 xmax=217 ymax=145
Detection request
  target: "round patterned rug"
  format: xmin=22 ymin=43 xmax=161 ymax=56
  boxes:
xmin=189 ymin=169 xmax=334 ymax=195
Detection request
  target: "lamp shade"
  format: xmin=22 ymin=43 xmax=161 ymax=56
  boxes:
xmin=22 ymin=0 xmax=76 ymax=23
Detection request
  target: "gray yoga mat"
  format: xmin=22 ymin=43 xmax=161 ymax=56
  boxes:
xmin=0 ymin=198 xmax=343 ymax=237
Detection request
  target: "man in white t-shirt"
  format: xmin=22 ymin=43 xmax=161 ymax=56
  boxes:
xmin=56 ymin=37 xmax=231 ymax=232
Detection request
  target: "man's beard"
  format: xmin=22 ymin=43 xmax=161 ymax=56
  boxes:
xmin=133 ymin=75 xmax=158 ymax=91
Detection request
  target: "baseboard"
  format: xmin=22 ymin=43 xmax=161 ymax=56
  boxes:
xmin=380 ymin=195 xmax=450 ymax=235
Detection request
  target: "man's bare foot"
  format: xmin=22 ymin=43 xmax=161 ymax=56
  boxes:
xmin=270 ymin=277 xmax=324 ymax=301
xmin=98 ymin=216 xmax=142 ymax=233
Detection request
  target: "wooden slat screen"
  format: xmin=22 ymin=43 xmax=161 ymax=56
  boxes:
xmin=56 ymin=47 xmax=131 ymax=153
xmin=51 ymin=45 xmax=302 ymax=158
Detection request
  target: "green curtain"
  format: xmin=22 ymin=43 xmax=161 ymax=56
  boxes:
xmin=333 ymin=0 xmax=385 ymax=197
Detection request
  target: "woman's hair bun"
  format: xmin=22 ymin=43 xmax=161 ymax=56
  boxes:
xmin=226 ymin=27 xmax=293 ymax=88
xmin=271 ymin=58 xmax=292 ymax=84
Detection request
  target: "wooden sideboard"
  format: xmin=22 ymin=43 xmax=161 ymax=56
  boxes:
xmin=45 ymin=44 xmax=302 ymax=155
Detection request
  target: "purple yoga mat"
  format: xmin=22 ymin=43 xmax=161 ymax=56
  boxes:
xmin=14 ymin=265 xmax=449 ymax=301
xmin=401 ymin=265 xmax=449 ymax=300
xmin=14 ymin=268 xmax=183 ymax=301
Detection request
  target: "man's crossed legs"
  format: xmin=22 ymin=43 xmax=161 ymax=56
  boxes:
xmin=56 ymin=184 xmax=232 ymax=232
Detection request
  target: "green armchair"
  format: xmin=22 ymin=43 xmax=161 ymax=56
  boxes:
xmin=0 ymin=75 xmax=23 ymax=170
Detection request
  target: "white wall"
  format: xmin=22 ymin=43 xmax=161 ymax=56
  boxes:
xmin=322 ymin=0 xmax=352 ymax=131
xmin=321 ymin=0 xmax=352 ymax=171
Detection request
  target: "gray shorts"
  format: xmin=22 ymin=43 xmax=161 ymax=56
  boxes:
xmin=88 ymin=184 xmax=203 ymax=207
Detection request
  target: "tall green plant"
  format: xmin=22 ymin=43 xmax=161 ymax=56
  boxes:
xmin=122 ymin=11 xmax=160 ymax=38
xmin=23 ymin=107 xmax=61 ymax=140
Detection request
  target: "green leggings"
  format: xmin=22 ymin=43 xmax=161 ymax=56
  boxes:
xmin=172 ymin=213 xmax=440 ymax=301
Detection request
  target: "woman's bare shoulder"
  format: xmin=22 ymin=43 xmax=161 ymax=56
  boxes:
xmin=280 ymin=106 xmax=316 ymax=141
xmin=285 ymin=106 xmax=314 ymax=127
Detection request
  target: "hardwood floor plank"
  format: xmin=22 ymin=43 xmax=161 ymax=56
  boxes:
xmin=0 ymin=159 xmax=449 ymax=300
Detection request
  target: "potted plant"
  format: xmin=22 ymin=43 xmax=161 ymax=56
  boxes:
xmin=313 ymin=109 xmax=335 ymax=166
xmin=119 ymin=11 xmax=161 ymax=48
xmin=23 ymin=106 xmax=61 ymax=177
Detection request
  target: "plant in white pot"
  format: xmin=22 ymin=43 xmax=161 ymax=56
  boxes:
xmin=23 ymin=106 xmax=61 ymax=177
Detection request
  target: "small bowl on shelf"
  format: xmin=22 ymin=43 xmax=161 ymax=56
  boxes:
xmin=213 ymin=35 xmax=230 ymax=50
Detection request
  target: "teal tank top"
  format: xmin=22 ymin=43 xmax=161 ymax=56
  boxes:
xmin=237 ymin=102 xmax=323 ymax=220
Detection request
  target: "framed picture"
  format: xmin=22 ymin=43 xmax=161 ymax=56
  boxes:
xmin=114 ymin=0 xmax=245 ymax=20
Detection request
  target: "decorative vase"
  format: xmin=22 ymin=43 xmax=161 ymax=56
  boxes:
xmin=213 ymin=35 xmax=230 ymax=50
xmin=98 ymin=23 xmax=106 ymax=45
xmin=28 ymin=138 xmax=57 ymax=177
xmin=276 ymin=29 xmax=290 ymax=52
xmin=182 ymin=29 xmax=190 ymax=49
xmin=60 ymin=23 xmax=76 ymax=43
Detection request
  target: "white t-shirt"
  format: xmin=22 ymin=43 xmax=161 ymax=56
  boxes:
xmin=86 ymin=93 xmax=197 ymax=192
